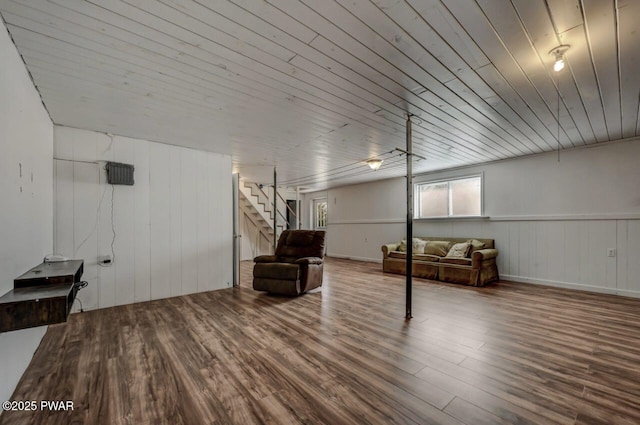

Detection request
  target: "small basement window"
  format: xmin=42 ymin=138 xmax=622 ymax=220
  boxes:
xmin=415 ymin=175 xmax=482 ymax=218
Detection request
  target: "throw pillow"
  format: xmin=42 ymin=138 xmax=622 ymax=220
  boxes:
xmin=467 ymin=239 xmax=486 ymax=256
xmin=412 ymin=238 xmax=427 ymax=254
xmin=446 ymin=242 xmax=471 ymax=258
xmin=398 ymin=240 xmax=407 ymax=252
xmin=424 ymin=240 xmax=452 ymax=257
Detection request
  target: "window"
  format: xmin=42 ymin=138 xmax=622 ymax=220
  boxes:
xmin=416 ymin=175 xmax=482 ymax=218
xmin=313 ymin=199 xmax=327 ymax=229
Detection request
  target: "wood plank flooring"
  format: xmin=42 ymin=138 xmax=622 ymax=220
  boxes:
xmin=2 ymin=257 xmax=640 ymax=424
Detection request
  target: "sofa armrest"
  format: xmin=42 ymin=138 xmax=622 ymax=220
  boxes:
xmin=381 ymin=243 xmax=400 ymax=259
xmin=295 ymin=257 xmax=324 ymax=265
xmin=472 ymin=249 xmax=499 ymax=268
xmin=254 ymin=255 xmax=278 ymax=263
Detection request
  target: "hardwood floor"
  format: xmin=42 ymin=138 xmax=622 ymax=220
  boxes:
xmin=2 ymin=257 xmax=640 ymax=425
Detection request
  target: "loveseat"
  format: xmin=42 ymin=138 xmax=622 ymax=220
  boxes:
xmin=381 ymin=237 xmax=499 ymax=286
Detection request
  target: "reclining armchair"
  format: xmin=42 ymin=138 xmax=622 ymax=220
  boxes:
xmin=253 ymin=230 xmax=326 ymax=296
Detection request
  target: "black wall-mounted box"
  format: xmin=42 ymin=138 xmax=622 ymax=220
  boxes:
xmin=106 ymin=161 xmax=135 ymax=185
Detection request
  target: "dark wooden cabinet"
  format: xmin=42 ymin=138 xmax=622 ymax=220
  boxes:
xmin=0 ymin=260 xmax=83 ymax=333
xmin=14 ymin=260 xmax=84 ymax=288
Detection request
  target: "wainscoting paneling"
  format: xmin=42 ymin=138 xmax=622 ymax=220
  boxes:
xmin=133 ymin=139 xmax=152 ymax=303
xmin=53 ymin=126 xmax=233 ymax=311
xmin=149 ymin=143 xmax=172 ymax=300
xmin=325 ymin=218 xmax=640 ymax=297
xmin=114 ymin=138 xmax=136 ymax=307
xmin=327 ymin=222 xmax=404 ymax=262
xmin=618 ymin=220 xmax=640 ymax=294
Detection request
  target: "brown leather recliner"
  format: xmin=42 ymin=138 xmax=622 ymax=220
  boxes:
xmin=253 ymin=230 xmax=326 ymax=296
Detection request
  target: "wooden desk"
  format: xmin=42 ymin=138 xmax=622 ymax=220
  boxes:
xmin=0 ymin=260 xmax=83 ymax=333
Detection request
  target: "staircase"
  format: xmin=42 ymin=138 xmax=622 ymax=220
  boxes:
xmin=238 ymin=182 xmax=292 ymax=257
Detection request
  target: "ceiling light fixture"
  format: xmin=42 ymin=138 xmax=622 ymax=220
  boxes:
xmin=367 ymin=159 xmax=383 ymax=171
xmin=549 ymin=44 xmax=570 ymax=162
xmin=549 ymin=45 xmax=570 ymax=72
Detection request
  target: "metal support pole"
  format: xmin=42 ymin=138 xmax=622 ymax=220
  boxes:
xmin=273 ymin=167 xmax=278 ymax=252
xmin=406 ymin=115 xmax=413 ymax=320
xmin=232 ymin=173 xmax=240 ymax=287
xmin=296 ymin=186 xmax=300 ymax=229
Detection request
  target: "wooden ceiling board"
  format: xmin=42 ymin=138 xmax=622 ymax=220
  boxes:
xmin=36 ymin=0 xmax=410 ymax=139
xmin=375 ymin=0 xmax=549 ymax=154
xmin=322 ymin=0 xmax=530 ymax=155
xmin=228 ymin=0 xmax=318 ymax=44
xmin=558 ymin=24 xmax=610 ymax=143
xmin=510 ymin=0 xmax=594 ymax=146
xmin=442 ymin=77 xmax=538 ymax=154
xmin=581 ymin=0 xmax=622 ymax=141
xmin=333 ymin=0 xmax=456 ymax=84
xmin=14 ymin=41 xmax=356 ymax=160
xmin=19 ymin=42 xmax=336 ymax=127
xmin=547 ymin=0 xmax=583 ymax=34
xmin=441 ymin=1 xmax=572 ymax=149
xmin=1 ymin=0 xmax=637 ymax=190
xmin=289 ymin=0 xmax=521 ymax=158
xmin=305 ymin=39 xmax=507 ymax=161
xmin=474 ymin=64 xmax=555 ymax=151
xmin=306 ymin=36 xmax=505 ymax=162
xmin=407 ymin=0 xmax=492 ymax=70
xmin=614 ymin=0 xmax=640 ymax=139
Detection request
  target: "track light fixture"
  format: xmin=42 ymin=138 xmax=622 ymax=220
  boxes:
xmin=366 ymin=159 xmax=383 ymax=171
xmin=549 ymin=45 xmax=570 ymax=72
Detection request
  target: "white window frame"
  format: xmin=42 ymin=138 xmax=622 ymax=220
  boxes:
xmin=312 ymin=198 xmax=328 ymax=229
xmin=415 ymin=174 xmax=483 ymax=219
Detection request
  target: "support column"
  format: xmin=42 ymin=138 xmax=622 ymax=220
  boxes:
xmin=295 ymin=186 xmax=300 ymax=229
xmin=273 ymin=167 xmax=277 ymax=252
xmin=406 ymin=115 xmax=413 ymax=320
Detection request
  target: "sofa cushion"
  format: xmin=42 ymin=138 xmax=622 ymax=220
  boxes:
xmin=253 ymin=263 xmax=300 ymax=280
xmin=440 ymin=257 xmax=473 ymax=266
xmin=388 ymin=250 xmax=405 ymax=259
xmin=425 ymin=240 xmax=452 ymax=256
xmin=415 ymin=254 xmax=441 ymax=262
xmin=446 ymin=242 xmax=471 ymax=258
xmin=388 ymin=251 xmax=440 ymax=262
xmin=278 ymin=256 xmax=299 ymax=264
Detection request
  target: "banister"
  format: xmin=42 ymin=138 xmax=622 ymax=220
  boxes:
xmin=250 ymin=182 xmax=297 ymax=222
xmin=276 ymin=191 xmax=297 ymax=220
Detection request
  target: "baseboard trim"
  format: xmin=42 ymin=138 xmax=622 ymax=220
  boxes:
xmin=501 ymin=274 xmax=640 ymax=299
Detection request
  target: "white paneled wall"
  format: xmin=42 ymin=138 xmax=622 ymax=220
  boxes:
xmin=305 ymin=139 xmax=640 ymax=298
xmin=325 ymin=218 xmax=639 ymax=297
xmin=0 ymin=20 xmax=53 ymax=406
xmin=53 ymin=126 xmax=233 ymax=311
xmin=418 ymin=219 xmax=627 ymax=295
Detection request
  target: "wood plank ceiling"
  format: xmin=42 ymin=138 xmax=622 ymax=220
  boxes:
xmin=1 ymin=0 xmax=638 ymax=190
